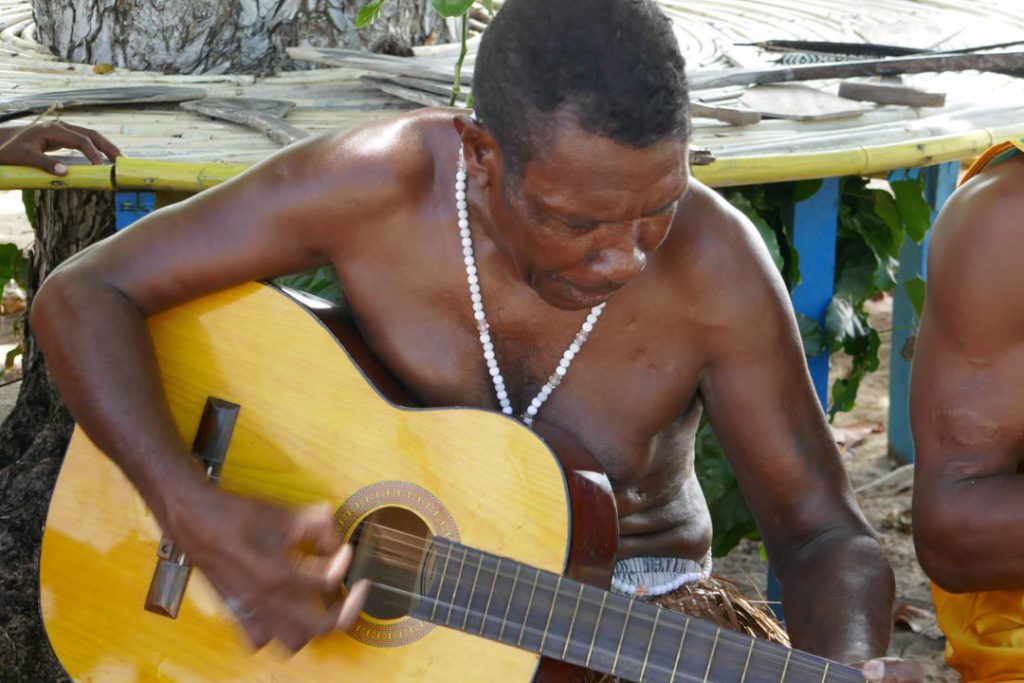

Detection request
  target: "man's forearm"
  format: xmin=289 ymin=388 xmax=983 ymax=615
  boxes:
xmin=778 ymin=529 xmax=894 ymax=663
xmin=31 ymin=272 xmax=207 ymax=528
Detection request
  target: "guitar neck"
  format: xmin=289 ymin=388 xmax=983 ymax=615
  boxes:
xmin=412 ymin=538 xmax=863 ymax=683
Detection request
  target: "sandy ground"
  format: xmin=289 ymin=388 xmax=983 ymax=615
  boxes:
xmin=0 ymin=199 xmax=955 ymax=679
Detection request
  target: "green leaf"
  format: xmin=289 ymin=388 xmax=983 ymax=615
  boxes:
xmin=709 ymin=483 xmax=759 ymax=558
xmin=355 ymin=0 xmax=388 ymax=28
xmin=727 ymin=194 xmax=784 ymax=272
xmin=891 ymin=178 xmax=932 ymax=244
xmin=274 ymin=266 xmax=342 ymax=303
xmin=483 ymin=0 xmax=494 ymax=13
xmin=0 ymin=242 xmax=27 ymax=288
xmin=834 ymin=241 xmax=876 ymax=302
xmin=3 ymin=344 xmax=21 ymax=375
xmin=792 ymin=178 xmax=823 ymax=204
xmin=903 ymin=276 xmax=927 ymax=319
xmin=825 ymin=296 xmax=868 ymax=348
xmin=431 ymin=0 xmax=475 ymax=17
xmin=796 ymin=312 xmax=829 ymax=357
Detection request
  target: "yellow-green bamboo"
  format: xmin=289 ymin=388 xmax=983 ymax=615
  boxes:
xmin=0 ymin=164 xmax=112 ymax=190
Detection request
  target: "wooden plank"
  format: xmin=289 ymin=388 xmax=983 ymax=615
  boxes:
xmin=179 ymin=98 xmax=308 ymax=145
xmin=838 ymin=81 xmax=946 ymax=108
xmin=740 ymin=84 xmax=870 ymax=121
xmin=689 ymin=51 xmax=1024 ymax=90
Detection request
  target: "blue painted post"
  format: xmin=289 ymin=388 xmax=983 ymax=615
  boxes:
xmin=790 ymin=177 xmax=842 ymax=402
xmin=765 ymin=177 xmax=842 ymax=620
xmin=887 ymin=161 xmax=960 ymax=464
xmin=115 ymin=191 xmax=156 ymax=231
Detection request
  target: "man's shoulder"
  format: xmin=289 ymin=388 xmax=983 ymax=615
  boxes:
xmin=927 ymin=157 xmax=1024 ymax=338
xmin=931 ymin=157 xmax=1024 ymax=268
xmin=301 ymin=109 xmax=446 ymax=187
xmin=658 ymin=179 xmax=790 ymax=322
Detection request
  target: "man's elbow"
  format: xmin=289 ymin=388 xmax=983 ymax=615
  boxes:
xmin=913 ymin=510 xmax=981 ymax=594
xmin=30 ymin=265 xmax=94 ymax=351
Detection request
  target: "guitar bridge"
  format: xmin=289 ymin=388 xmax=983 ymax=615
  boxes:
xmin=144 ymin=397 xmax=239 ymax=619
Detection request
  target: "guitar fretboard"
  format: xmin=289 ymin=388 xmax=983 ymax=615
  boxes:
xmin=411 ymin=538 xmax=863 ymax=683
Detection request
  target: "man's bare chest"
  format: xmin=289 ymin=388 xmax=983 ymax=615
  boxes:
xmin=337 ymin=268 xmax=703 ymax=485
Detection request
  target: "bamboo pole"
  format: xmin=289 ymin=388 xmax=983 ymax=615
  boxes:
xmin=113 ymin=158 xmax=250 ymax=191
xmin=0 ymin=163 xmax=112 ymax=189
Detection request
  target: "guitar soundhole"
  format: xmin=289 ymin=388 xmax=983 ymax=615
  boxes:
xmin=346 ymin=507 xmax=432 ymax=620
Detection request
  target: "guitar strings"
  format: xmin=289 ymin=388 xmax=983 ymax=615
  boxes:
xmin=364 ymin=569 xmax=861 ymax=683
xmin=349 ymin=525 xmax=860 ymax=681
xmin=193 ymin=475 xmax=858 ymax=681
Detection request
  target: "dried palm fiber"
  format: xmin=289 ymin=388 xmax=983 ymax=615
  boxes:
xmin=583 ymin=575 xmax=789 ymax=683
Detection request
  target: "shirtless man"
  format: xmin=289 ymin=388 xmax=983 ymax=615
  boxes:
xmin=911 ymin=139 xmax=1024 ymax=682
xmin=31 ymin=0 xmax=915 ymax=679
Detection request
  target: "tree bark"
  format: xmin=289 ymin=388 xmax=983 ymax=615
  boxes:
xmin=0 ymin=190 xmax=114 ymax=683
xmin=32 ymin=0 xmax=451 ymax=75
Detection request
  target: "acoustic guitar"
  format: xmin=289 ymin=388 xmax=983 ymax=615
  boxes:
xmin=40 ymin=282 xmax=862 ymax=682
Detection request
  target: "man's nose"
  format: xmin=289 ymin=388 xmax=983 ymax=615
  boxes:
xmin=590 ymin=243 xmax=648 ymax=284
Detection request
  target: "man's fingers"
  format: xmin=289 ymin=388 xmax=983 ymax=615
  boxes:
xmin=335 ymin=579 xmax=372 ymax=632
xmin=15 ymin=151 xmax=67 ymax=176
xmin=63 ymin=123 xmax=122 ymax=161
xmin=291 ymin=544 xmax=353 ymax=593
xmin=286 ymin=503 xmax=343 ymax=554
xmin=41 ymin=126 xmax=105 ymax=164
xmin=861 ymin=658 xmax=924 ymax=683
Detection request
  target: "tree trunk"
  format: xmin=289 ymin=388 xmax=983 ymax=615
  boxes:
xmin=0 ymin=190 xmax=114 ymax=683
xmin=32 ymin=0 xmax=451 ymax=75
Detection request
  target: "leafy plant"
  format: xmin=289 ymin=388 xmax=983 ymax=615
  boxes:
xmin=699 ymin=175 xmax=933 ymax=557
xmin=0 ymin=240 xmax=28 ymax=378
xmin=274 ymin=265 xmax=342 ymax=303
xmin=357 ymin=0 xmax=492 ymax=106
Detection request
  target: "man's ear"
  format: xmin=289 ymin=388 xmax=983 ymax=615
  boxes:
xmin=454 ymin=114 xmax=500 ymax=190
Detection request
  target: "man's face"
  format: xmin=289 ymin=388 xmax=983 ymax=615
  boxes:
xmin=487 ymin=122 xmax=689 ymax=311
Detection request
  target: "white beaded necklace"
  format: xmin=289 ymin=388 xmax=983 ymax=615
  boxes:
xmin=456 ymin=146 xmax=606 ymax=426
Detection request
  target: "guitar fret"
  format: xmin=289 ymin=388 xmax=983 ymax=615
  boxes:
xmin=561 ymin=583 xmax=586 ymax=660
xmin=497 ymin=564 xmax=522 ymax=642
xmin=479 ymin=557 xmax=502 ymax=636
xmin=538 ymin=575 xmax=563 ymax=653
xmin=781 ymin=649 xmax=792 ymax=680
xmin=611 ymin=599 xmax=634 ymax=676
xmin=429 ymin=541 xmax=455 ymax=622
xmin=821 ymin=661 xmax=830 ymax=682
xmin=702 ymin=627 xmax=720 ymax=683
xmin=585 ymin=592 xmax=608 ymax=669
xmin=638 ymin=608 xmax=660 ymax=682
xmin=444 ymin=546 xmax=470 ymax=625
xmin=669 ymin=618 xmax=689 ymax=683
xmin=740 ymin=638 xmax=755 ymax=682
xmin=461 ymin=550 xmax=485 ymax=631
xmin=517 ymin=568 xmax=542 ymax=647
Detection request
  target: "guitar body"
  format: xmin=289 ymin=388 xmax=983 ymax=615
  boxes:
xmin=40 ymin=283 xmax=618 ymax=682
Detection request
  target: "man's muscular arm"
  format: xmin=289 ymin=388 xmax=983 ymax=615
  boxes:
xmin=686 ymin=187 xmax=894 ymax=663
xmin=31 ymin=121 xmax=432 ymax=649
xmin=911 ymin=158 xmax=1024 ymax=594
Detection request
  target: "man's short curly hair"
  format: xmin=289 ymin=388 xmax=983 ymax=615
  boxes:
xmin=473 ymin=0 xmax=691 ymax=182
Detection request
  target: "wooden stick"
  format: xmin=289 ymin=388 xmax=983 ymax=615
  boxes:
xmin=838 ymin=81 xmax=946 ymax=108
xmin=688 ymin=51 xmax=1024 ymax=90
xmin=690 ymin=102 xmax=761 ymax=126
